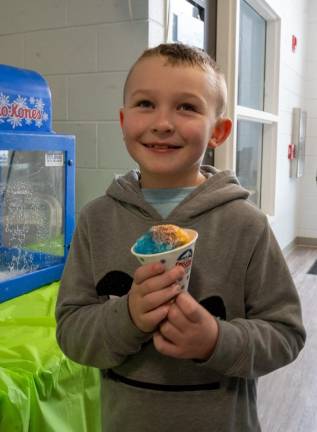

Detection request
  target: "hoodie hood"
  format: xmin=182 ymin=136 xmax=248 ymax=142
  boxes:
xmin=106 ymin=166 xmax=250 ymax=222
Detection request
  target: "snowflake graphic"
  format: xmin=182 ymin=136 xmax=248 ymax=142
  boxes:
xmin=0 ymin=92 xmax=10 ymax=107
xmin=0 ymin=92 xmax=49 ymax=129
xmin=15 ymin=95 xmax=27 ymax=108
xmin=35 ymin=98 xmax=45 ymax=112
xmin=7 ymin=116 xmax=22 ymax=129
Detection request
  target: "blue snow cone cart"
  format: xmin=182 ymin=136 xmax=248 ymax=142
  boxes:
xmin=0 ymin=64 xmax=75 ymax=302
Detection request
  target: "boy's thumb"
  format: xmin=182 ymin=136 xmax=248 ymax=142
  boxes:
xmin=176 ymin=292 xmax=201 ymax=323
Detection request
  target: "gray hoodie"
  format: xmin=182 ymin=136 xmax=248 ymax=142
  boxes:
xmin=56 ymin=166 xmax=305 ymax=432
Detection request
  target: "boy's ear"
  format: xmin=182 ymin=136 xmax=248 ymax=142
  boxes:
xmin=208 ymin=118 xmax=232 ymax=149
xmin=119 ymin=108 xmax=124 ymax=128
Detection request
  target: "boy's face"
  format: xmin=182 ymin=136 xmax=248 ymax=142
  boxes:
xmin=120 ymin=56 xmax=231 ymax=188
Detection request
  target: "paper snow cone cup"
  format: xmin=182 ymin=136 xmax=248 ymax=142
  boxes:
xmin=131 ymin=229 xmax=198 ymax=291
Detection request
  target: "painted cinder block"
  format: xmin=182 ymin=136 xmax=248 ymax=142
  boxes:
xmin=76 ymin=168 xmax=124 ymax=211
xmin=25 ymin=27 xmax=97 ymax=75
xmin=0 ymin=35 xmax=24 ymax=68
xmin=98 ymin=21 xmax=148 ymax=71
xmin=67 ymin=0 xmax=148 ymax=25
xmin=0 ymin=0 xmax=67 ymax=34
xmin=45 ymin=76 xmax=68 ymax=121
xmin=54 ymin=121 xmax=98 ymax=169
xmin=69 ymin=72 xmax=126 ymax=121
xmin=97 ymin=122 xmax=136 ymax=170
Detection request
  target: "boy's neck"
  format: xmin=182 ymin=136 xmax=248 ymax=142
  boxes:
xmin=139 ymin=171 xmax=207 ymax=189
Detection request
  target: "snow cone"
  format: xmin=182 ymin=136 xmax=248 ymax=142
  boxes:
xmin=131 ymin=224 xmax=198 ymax=291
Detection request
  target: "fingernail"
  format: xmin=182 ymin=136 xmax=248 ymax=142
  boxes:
xmin=174 ymin=283 xmax=182 ymax=291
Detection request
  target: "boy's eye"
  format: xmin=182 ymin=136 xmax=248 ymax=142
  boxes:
xmin=136 ymin=100 xmax=154 ymax=108
xmin=178 ymin=103 xmax=196 ymax=112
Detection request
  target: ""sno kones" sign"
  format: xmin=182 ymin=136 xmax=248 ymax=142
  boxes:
xmin=0 ymin=92 xmax=49 ymax=129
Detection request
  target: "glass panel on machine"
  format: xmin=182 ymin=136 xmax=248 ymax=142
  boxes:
xmin=236 ymin=120 xmax=263 ymax=207
xmin=0 ymin=150 xmax=65 ymax=281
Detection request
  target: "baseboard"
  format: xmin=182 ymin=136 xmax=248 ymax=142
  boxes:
xmin=282 ymin=237 xmax=317 ymax=256
xmin=295 ymin=237 xmax=317 ymax=247
xmin=282 ymin=239 xmax=297 ymax=256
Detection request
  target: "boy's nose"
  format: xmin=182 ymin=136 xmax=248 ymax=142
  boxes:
xmin=151 ymin=111 xmax=175 ymax=134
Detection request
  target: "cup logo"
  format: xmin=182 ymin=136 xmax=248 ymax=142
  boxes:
xmin=176 ymin=248 xmax=193 ymax=270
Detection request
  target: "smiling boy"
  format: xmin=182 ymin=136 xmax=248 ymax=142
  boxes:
xmin=120 ymin=50 xmax=231 ymax=189
xmin=56 ymin=43 xmax=305 ymax=432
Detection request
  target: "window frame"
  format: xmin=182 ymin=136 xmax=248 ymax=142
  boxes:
xmin=215 ymin=0 xmax=281 ymax=215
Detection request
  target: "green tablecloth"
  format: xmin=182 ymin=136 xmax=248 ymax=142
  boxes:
xmin=0 ymin=282 xmax=101 ymax=432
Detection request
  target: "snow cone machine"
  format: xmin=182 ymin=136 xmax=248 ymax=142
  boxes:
xmin=0 ymin=64 xmax=75 ymax=302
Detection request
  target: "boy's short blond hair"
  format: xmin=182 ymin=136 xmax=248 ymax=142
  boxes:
xmin=123 ymin=43 xmax=227 ymax=117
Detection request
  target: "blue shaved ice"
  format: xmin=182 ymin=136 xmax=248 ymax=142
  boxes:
xmin=133 ymin=232 xmax=173 ymax=254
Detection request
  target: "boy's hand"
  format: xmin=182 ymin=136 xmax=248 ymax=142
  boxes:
xmin=153 ymin=292 xmax=219 ymax=361
xmin=128 ymin=262 xmax=185 ymax=333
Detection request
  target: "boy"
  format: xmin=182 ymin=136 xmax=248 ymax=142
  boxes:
xmin=56 ymin=43 xmax=305 ymax=431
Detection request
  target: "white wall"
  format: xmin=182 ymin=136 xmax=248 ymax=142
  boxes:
xmin=259 ymin=0 xmax=310 ymax=248
xmin=267 ymin=0 xmax=317 ymax=245
xmin=299 ymin=0 xmax=317 ymax=239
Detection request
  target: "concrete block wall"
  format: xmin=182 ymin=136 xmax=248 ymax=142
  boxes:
xmin=0 ymin=0 xmax=163 ymax=213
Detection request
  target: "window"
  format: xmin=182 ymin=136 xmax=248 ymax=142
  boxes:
xmin=236 ymin=120 xmax=263 ymax=206
xmin=216 ymin=0 xmax=281 ymax=215
xmin=168 ymin=0 xmax=206 ymax=49
xmin=238 ymin=0 xmax=266 ymax=111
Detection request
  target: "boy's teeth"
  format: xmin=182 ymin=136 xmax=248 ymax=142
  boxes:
xmin=148 ymin=144 xmax=177 ymax=149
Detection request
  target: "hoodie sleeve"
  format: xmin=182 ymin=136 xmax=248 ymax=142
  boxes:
xmin=200 ymin=219 xmax=306 ymax=378
xmin=55 ymin=212 xmax=152 ymax=369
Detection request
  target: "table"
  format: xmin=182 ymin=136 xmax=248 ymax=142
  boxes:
xmin=0 ymin=282 xmax=101 ymax=432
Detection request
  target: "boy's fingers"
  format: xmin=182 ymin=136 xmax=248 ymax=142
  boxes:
xmin=166 ymin=302 xmax=188 ymax=331
xmin=175 ymin=292 xmax=202 ymax=323
xmin=134 ymin=264 xmax=185 ymax=294
xmin=144 ymin=305 xmax=170 ymax=330
xmin=144 ymin=283 xmax=182 ymax=312
xmin=153 ymin=331 xmax=182 ymax=358
xmin=133 ymin=262 xmax=165 ymax=285
xmin=159 ymin=318 xmax=183 ymax=343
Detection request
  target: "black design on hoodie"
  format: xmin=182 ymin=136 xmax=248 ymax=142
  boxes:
xmin=200 ymin=296 xmax=226 ymax=320
xmin=96 ymin=271 xmax=133 ymax=297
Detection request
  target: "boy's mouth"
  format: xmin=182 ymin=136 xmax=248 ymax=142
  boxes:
xmin=142 ymin=143 xmax=181 ymax=150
